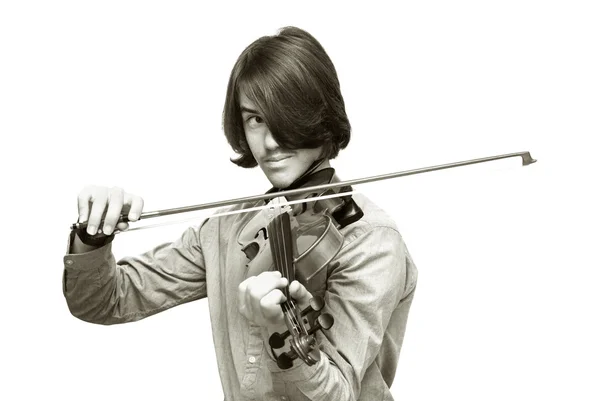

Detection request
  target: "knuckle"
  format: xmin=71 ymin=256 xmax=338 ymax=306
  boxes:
xmin=112 ymin=186 xmax=124 ymax=195
xmin=91 ymin=195 xmax=107 ymax=208
xmin=109 ymin=187 xmax=124 ymax=201
xmin=249 ymin=287 xmax=261 ymax=300
xmin=259 ymin=296 xmax=270 ymax=309
xmin=238 ymin=277 xmax=253 ymax=293
xmin=92 ymin=188 xmax=108 ymax=202
xmin=249 ymin=284 xmax=266 ymax=301
xmin=78 ymin=186 xmax=93 ymax=202
xmin=79 ymin=185 xmax=92 ymax=195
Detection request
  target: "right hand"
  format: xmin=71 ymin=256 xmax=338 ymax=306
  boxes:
xmin=77 ymin=186 xmax=144 ymax=236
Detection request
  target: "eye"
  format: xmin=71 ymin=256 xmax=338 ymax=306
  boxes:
xmin=245 ymin=115 xmax=264 ymax=128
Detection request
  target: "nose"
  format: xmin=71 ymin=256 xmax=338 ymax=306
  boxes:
xmin=263 ymin=127 xmax=279 ymax=150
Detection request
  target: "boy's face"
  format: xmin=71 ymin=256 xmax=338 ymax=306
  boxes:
xmin=240 ymin=92 xmax=324 ymax=189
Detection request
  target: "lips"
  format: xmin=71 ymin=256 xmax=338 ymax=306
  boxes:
xmin=264 ymin=155 xmax=292 ymax=163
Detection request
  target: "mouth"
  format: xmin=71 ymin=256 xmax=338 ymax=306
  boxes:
xmin=264 ymin=155 xmax=293 ymax=164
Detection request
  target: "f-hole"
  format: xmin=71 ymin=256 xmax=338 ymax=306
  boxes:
xmin=255 ymin=227 xmax=268 ymax=240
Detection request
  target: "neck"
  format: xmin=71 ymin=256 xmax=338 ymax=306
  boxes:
xmin=308 ymin=159 xmax=331 ymax=175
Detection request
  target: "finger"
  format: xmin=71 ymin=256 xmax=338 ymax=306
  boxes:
xmin=102 ymin=187 xmax=125 ymax=235
xmin=258 ymin=289 xmax=286 ymax=325
xmin=258 ymin=270 xmax=287 ymax=284
xmin=125 ymin=194 xmax=144 ymax=222
xmin=246 ymin=272 xmax=288 ymax=307
xmin=289 ymin=280 xmax=312 ymax=306
xmin=87 ymin=189 xmax=108 ymax=235
xmin=77 ymin=186 xmax=94 ymax=223
xmin=245 ymin=272 xmax=287 ymax=324
xmin=116 ymin=222 xmax=130 ymax=232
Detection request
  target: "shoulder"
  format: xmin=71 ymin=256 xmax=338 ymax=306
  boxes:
xmin=327 ymin=193 xmax=416 ymax=300
xmin=338 ymin=193 xmax=402 ymax=246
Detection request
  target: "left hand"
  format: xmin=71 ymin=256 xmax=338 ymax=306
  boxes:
xmin=238 ymin=271 xmax=313 ymax=328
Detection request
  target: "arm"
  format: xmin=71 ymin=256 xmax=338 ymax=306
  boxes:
xmin=62 ymin=223 xmax=208 ymax=325
xmin=267 ymin=226 xmax=415 ymax=400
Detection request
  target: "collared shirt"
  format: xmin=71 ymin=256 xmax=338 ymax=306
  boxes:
xmin=62 ymin=193 xmax=418 ymax=401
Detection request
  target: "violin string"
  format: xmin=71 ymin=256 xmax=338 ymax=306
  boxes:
xmin=274 ymin=198 xmax=290 ymax=300
xmin=271 ymin=202 xmax=284 ymax=295
xmin=272 ymin=208 xmax=301 ymax=332
xmin=281 ymin=203 xmax=291 ymax=300
xmin=268 ymin=213 xmax=283 ymax=296
xmin=282 ymin=204 xmax=293 ymax=303
xmin=118 ymin=190 xmax=361 ymax=234
xmin=270 ymin=197 xmax=302 ymax=333
xmin=283 ymin=201 xmax=304 ymax=332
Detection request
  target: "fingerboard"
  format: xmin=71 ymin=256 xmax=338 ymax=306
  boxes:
xmin=268 ymin=211 xmax=295 ymax=299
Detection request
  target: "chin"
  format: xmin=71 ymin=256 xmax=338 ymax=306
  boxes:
xmin=264 ymin=170 xmax=297 ymax=189
xmin=268 ymin=176 xmax=294 ymax=189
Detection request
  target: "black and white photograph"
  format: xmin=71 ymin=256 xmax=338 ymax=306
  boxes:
xmin=1 ymin=1 xmax=598 ymax=400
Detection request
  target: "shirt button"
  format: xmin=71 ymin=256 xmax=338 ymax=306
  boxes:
xmin=281 ymin=397 xmax=287 ymax=401
xmin=248 ymin=356 xmax=256 ymax=363
xmin=65 ymin=259 xmax=73 ymax=265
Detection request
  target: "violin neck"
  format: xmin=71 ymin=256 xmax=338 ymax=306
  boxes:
xmin=268 ymin=211 xmax=296 ymax=299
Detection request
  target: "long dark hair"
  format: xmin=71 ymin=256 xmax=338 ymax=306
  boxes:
xmin=222 ymin=26 xmax=351 ymax=168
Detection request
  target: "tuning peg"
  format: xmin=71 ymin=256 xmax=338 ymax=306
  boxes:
xmin=276 ymin=351 xmax=296 ymax=369
xmin=307 ymin=313 xmax=334 ymax=336
xmin=269 ymin=330 xmax=290 ymax=349
xmin=300 ymin=295 xmax=325 ymax=317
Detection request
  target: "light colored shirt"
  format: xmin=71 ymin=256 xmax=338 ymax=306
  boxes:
xmin=62 ymin=193 xmax=418 ymax=401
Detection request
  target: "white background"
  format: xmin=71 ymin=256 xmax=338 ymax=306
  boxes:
xmin=1 ymin=1 xmax=598 ymax=400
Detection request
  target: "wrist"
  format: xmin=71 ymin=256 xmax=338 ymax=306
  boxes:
xmin=70 ymin=227 xmax=114 ymax=253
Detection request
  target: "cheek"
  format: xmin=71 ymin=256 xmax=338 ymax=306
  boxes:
xmin=244 ymin=132 xmax=260 ymax=155
xmin=298 ymin=148 xmax=323 ymax=164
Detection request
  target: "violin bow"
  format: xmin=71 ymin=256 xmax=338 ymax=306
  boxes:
xmin=71 ymin=151 xmax=537 ymax=232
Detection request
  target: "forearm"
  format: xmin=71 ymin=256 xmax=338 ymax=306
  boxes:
xmin=63 ymin=239 xmax=126 ymax=325
xmin=63 ymin=226 xmax=208 ymax=325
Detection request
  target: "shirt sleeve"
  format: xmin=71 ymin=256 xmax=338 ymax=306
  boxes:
xmin=266 ymin=225 xmax=415 ymax=400
xmin=62 ymin=223 xmax=208 ymax=325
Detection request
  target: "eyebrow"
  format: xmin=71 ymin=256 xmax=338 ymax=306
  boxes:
xmin=240 ymin=106 xmax=260 ymax=114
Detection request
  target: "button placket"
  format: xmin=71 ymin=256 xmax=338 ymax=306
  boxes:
xmin=241 ymin=324 xmax=264 ymax=395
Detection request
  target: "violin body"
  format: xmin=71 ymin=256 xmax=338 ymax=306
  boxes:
xmin=235 ymin=167 xmax=363 ymax=369
xmin=237 ymin=196 xmax=345 ymax=286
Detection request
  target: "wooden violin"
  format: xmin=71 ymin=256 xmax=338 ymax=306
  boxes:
xmin=235 ymin=166 xmax=362 ymax=369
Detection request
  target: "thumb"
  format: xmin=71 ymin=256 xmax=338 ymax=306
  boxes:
xmin=289 ymin=280 xmax=312 ymax=306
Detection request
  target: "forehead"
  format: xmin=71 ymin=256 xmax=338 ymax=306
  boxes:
xmin=238 ymin=92 xmax=258 ymax=111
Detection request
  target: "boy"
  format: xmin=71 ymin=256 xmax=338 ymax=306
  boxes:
xmin=64 ymin=26 xmax=417 ymax=401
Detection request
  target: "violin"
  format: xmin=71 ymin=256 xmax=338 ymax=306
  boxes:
xmin=236 ymin=166 xmax=362 ymax=369
xmin=70 ymin=151 xmax=537 ymax=368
